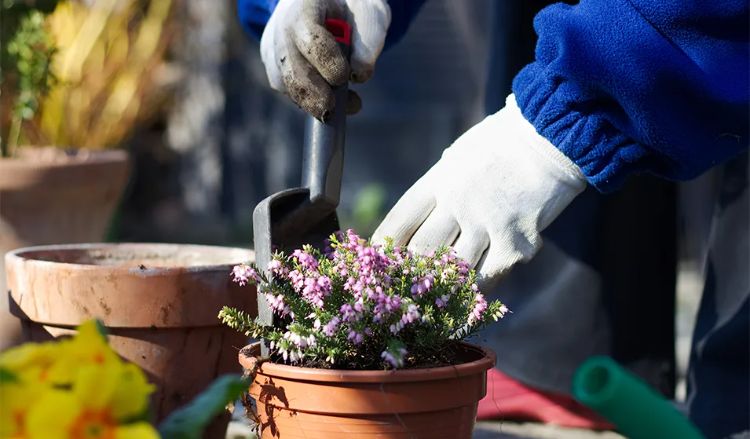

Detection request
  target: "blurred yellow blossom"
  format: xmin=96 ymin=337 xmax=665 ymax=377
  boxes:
xmin=0 ymin=320 xmax=157 ymax=439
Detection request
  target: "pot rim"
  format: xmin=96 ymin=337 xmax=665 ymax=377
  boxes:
xmin=5 ymin=242 xmax=254 ymax=274
xmin=240 ymin=341 xmax=496 ymax=383
xmin=0 ymin=148 xmax=128 ymax=167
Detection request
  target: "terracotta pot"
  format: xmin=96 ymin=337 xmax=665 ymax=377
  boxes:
xmin=0 ymin=147 xmax=130 ymax=349
xmin=5 ymin=243 xmax=257 ymax=437
xmin=239 ymin=342 xmax=495 ymax=439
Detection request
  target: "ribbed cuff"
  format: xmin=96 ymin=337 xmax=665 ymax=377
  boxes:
xmin=512 ymin=66 xmax=650 ymax=192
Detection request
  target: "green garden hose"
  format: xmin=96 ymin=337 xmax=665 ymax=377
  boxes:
xmin=573 ymin=356 xmax=705 ymax=439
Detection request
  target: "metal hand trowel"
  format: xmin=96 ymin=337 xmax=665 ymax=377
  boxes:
xmin=252 ymin=18 xmax=352 ymax=335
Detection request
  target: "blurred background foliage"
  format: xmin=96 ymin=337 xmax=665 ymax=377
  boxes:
xmin=1 ymin=0 xmax=175 ymax=153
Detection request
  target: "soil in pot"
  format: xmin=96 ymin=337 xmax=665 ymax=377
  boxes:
xmin=239 ymin=341 xmax=495 ymax=439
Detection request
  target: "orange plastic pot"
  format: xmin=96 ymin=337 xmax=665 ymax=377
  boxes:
xmin=6 ymin=243 xmax=256 ymax=437
xmin=239 ymin=342 xmax=495 ymax=438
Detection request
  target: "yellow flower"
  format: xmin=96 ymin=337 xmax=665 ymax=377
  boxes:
xmin=0 ymin=341 xmax=62 ymax=385
xmin=45 ymin=321 xmax=121 ymax=386
xmin=25 ymin=360 xmax=157 ymax=439
xmin=0 ymin=374 xmax=46 ymax=438
xmin=1 ymin=321 xmax=157 ymax=438
xmin=0 ymin=321 xmax=118 ymax=387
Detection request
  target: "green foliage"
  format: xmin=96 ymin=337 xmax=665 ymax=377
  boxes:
xmin=219 ymin=307 xmax=271 ymax=339
xmin=2 ymin=9 xmax=57 ymax=156
xmin=158 ymin=374 xmax=249 ymax=439
xmin=8 ymin=10 xmax=57 ymax=119
xmin=0 ymin=367 xmax=17 ymax=383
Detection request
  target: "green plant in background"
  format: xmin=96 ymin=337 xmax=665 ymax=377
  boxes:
xmin=2 ymin=9 xmax=57 ymax=157
xmin=341 ymin=183 xmax=387 ymax=237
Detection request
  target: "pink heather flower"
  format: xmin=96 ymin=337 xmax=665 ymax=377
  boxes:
xmin=284 ymin=330 xmax=316 ymax=349
xmin=301 ymin=274 xmax=333 ymax=308
xmin=381 ymin=346 xmax=408 ymax=368
xmin=289 ymin=270 xmax=306 ymax=292
xmin=498 ymin=304 xmax=509 ymax=318
xmin=336 ymin=261 xmax=349 ymax=276
xmin=401 ymin=304 xmax=421 ymax=325
xmin=435 ymin=294 xmax=451 ymax=308
xmin=410 ymin=274 xmax=434 ymax=297
xmin=347 ymin=330 xmax=364 ymax=345
xmin=268 ymin=259 xmax=287 ymax=276
xmin=232 ymin=264 xmax=259 ymax=286
xmin=340 ymin=303 xmax=359 ymax=322
xmin=292 ymin=249 xmax=318 ymax=270
xmin=322 ymin=316 xmax=340 ymax=336
xmin=265 ymin=293 xmax=290 ymax=316
xmin=385 ymin=295 xmax=401 ymax=312
xmin=353 ymin=300 xmax=365 ymax=313
xmin=468 ymin=293 xmax=488 ymax=325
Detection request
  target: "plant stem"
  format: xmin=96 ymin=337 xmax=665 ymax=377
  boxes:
xmin=6 ymin=116 xmax=22 ymax=158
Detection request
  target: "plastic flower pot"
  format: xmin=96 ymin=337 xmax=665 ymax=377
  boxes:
xmin=5 ymin=243 xmax=257 ymax=436
xmin=238 ymin=341 xmax=495 ymax=438
xmin=0 ymin=148 xmax=130 ymax=350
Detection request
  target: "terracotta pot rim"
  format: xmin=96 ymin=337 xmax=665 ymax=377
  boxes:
xmin=0 ymin=148 xmax=128 ymax=168
xmin=5 ymin=242 xmax=254 ymax=274
xmin=240 ymin=341 xmax=495 ymax=383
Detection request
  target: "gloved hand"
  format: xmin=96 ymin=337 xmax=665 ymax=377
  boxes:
xmin=261 ymin=0 xmax=391 ymax=120
xmin=372 ymin=95 xmax=587 ymax=284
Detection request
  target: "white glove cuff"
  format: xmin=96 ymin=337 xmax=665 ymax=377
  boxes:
xmin=505 ymin=94 xmax=586 ymax=188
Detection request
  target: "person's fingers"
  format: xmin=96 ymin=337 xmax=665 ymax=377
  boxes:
xmin=277 ymin=35 xmax=335 ymax=120
xmin=294 ymin=0 xmax=349 ymax=86
xmin=475 ymin=239 xmax=523 ymax=286
xmin=372 ymin=184 xmax=435 ymax=247
xmin=260 ymin=23 xmax=286 ymax=92
xmin=407 ymin=208 xmax=460 ymax=256
xmin=452 ymin=229 xmax=490 ymax=268
xmin=346 ymin=89 xmax=361 ymax=115
xmin=345 ymin=0 xmax=390 ymax=83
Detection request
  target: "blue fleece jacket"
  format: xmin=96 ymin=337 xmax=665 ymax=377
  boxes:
xmin=237 ymin=0 xmax=748 ymax=192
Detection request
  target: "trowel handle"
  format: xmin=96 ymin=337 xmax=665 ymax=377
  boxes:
xmin=302 ymin=18 xmax=352 ymax=207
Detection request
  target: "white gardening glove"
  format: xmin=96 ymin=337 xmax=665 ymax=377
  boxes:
xmin=261 ymin=0 xmax=391 ymax=120
xmin=373 ymin=95 xmax=587 ymax=284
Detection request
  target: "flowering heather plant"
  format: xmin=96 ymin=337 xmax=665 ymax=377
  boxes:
xmin=219 ymin=230 xmax=508 ymax=370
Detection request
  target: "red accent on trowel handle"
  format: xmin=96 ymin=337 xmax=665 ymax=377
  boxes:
xmin=325 ymin=18 xmax=351 ymax=46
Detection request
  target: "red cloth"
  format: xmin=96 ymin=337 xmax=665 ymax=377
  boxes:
xmin=477 ymin=368 xmax=614 ymax=430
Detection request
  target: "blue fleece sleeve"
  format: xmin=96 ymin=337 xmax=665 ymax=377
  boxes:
xmin=236 ymin=0 xmax=426 ymax=47
xmin=237 ymin=0 xmax=278 ymax=39
xmin=512 ymin=0 xmax=749 ymax=192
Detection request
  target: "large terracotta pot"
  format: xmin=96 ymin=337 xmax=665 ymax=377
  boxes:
xmin=239 ymin=342 xmax=495 ymax=439
xmin=5 ymin=243 xmax=257 ymax=437
xmin=0 ymin=147 xmax=130 ymax=349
